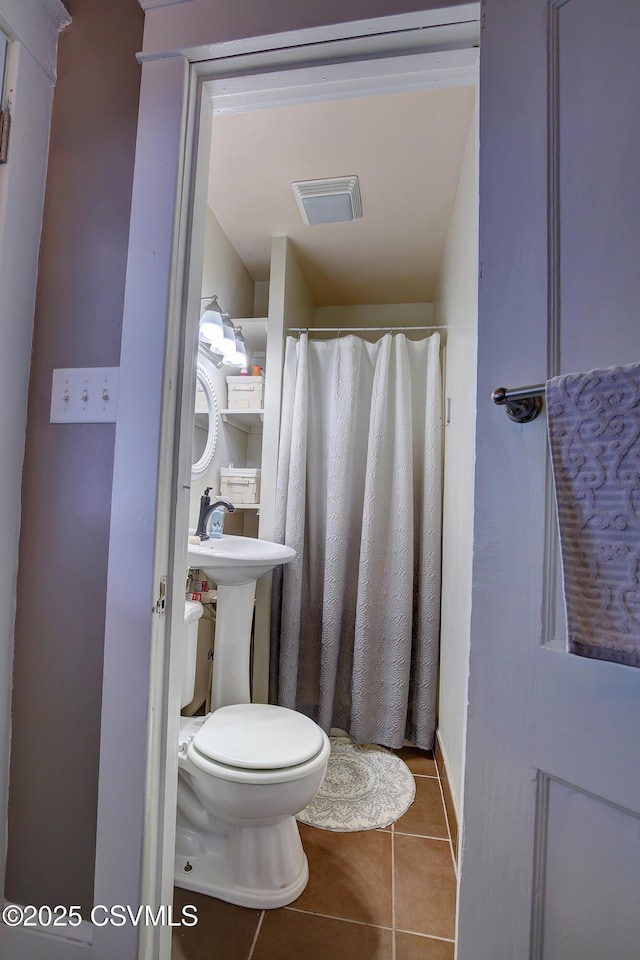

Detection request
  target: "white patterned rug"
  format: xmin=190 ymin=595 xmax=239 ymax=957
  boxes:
xmin=297 ymin=737 xmax=415 ymax=831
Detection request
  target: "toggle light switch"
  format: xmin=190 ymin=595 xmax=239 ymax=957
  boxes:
xmin=50 ymin=367 xmax=120 ymax=423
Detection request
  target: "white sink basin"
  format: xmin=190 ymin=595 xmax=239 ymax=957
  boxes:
xmin=187 ymin=534 xmax=296 ymax=585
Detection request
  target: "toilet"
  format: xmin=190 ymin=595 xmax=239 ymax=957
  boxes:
xmin=175 ymin=600 xmax=330 ymax=908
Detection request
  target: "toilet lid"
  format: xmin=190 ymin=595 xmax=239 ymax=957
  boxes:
xmin=192 ymin=703 xmax=325 ymax=770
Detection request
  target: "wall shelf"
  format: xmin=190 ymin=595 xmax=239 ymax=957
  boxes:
xmin=220 ymin=409 xmax=264 ymax=433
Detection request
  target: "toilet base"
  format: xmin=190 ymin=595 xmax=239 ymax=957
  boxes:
xmin=174 ymin=814 xmax=309 ymax=909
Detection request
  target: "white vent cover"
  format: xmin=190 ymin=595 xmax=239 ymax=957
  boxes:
xmin=292 ymin=176 xmax=362 ymax=225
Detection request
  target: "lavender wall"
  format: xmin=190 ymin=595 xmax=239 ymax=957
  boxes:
xmin=5 ymin=0 xmax=143 ymax=913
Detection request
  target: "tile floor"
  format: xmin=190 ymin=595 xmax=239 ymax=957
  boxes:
xmin=172 ymin=746 xmax=457 ymax=960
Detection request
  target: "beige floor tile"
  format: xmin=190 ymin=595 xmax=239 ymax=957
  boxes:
xmin=396 ymin=746 xmax=437 ymax=777
xmin=294 ymin=823 xmax=393 ymax=927
xmin=394 ymin=835 xmax=457 ymax=939
xmin=395 ymin=776 xmax=449 ymax=839
xmin=395 ymin=931 xmax=455 ymax=959
xmin=254 ymin=910 xmax=393 ymax=960
xmin=171 ymin=887 xmax=261 ymax=960
xmin=172 ymin=782 xmax=458 ymax=958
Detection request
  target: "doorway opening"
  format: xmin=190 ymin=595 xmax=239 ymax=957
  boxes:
xmin=94 ymin=12 xmax=480 ymax=960
xmin=169 ymin=40 xmax=478 ymax=958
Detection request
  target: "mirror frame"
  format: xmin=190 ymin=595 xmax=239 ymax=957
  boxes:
xmin=192 ymin=359 xmax=219 ymax=477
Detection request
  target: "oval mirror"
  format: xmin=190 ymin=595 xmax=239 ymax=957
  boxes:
xmin=192 ymin=361 xmax=219 ymax=478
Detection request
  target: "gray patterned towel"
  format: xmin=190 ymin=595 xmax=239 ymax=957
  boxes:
xmin=547 ymin=363 xmax=640 ymax=668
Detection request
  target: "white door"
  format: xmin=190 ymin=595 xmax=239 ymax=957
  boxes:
xmin=459 ymin=1 xmax=640 ymax=957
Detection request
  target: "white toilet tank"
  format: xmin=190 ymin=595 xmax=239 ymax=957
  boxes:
xmin=182 ymin=600 xmax=204 ymax=709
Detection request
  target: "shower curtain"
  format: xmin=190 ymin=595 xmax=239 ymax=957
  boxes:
xmin=270 ymin=332 xmax=442 ymax=750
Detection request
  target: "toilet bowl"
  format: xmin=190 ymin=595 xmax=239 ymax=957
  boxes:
xmin=175 ymin=602 xmax=330 ymax=908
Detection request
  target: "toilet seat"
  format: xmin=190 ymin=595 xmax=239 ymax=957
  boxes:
xmin=195 ymin=703 xmax=325 ymax=768
xmin=187 ymin=704 xmax=330 ymax=784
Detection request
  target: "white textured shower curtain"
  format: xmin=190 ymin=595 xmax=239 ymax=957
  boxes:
xmin=270 ymin=332 xmax=442 ymax=750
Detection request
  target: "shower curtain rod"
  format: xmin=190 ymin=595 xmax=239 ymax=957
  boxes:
xmin=288 ymin=325 xmax=447 ymax=334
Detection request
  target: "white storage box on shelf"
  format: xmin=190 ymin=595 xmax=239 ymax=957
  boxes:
xmin=226 ymin=375 xmax=264 ymax=410
xmin=220 ymin=467 xmax=261 ymax=505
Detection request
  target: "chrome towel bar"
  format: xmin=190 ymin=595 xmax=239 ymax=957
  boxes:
xmin=492 ymin=383 xmax=545 ymax=423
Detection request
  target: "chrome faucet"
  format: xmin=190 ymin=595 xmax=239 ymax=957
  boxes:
xmin=196 ymin=499 xmax=236 ymax=540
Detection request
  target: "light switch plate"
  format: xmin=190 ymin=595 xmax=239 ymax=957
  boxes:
xmin=50 ymin=367 xmax=120 ymax=423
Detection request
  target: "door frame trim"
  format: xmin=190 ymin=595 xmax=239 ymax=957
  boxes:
xmin=0 ymin=0 xmax=69 ymax=932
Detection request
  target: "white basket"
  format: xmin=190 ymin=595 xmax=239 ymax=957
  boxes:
xmin=226 ymin=375 xmax=264 ymax=410
xmin=220 ymin=467 xmax=261 ymax=504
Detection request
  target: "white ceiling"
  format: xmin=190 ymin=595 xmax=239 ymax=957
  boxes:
xmin=207 ymin=85 xmax=475 ymax=307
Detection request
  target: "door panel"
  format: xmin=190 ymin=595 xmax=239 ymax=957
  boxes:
xmin=558 ymin=0 xmax=640 ymax=371
xmin=458 ymin=0 xmax=640 ymax=957
xmin=538 ymin=777 xmax=640 ymax=960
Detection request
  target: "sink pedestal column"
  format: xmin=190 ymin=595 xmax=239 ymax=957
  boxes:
xmin=211 ymin=580 xmax=257 ymax=709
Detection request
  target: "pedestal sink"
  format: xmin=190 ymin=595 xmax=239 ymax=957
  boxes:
xmin=188 ymin=535 xmax=295 ymax=586
xmin=187 ymin=535 xmax=296 ymax=709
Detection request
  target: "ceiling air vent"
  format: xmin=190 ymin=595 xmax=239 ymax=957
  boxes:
xmin=292 ymin=176 xmax=362 ymax=226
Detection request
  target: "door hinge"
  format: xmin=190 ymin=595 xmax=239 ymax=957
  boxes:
xmin=0 ymin=106 xmax=11 ymax=164
xmin=154 ymin=575 xmax=167 ymax=617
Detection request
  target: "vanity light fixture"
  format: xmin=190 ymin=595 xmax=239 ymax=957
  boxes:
xmin=222 ymin=327 xmax=247 ymax=368
xmin=198 ymin=297 xmax=248 ymax=369
xmin=209 ymin=313 xmax=237 ymax=357
xmin=199 ymin=296 xmax=224 ymax=344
